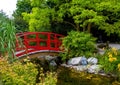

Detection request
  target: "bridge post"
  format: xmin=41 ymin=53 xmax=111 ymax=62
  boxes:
xmin=47 ymin=33 xmax=51 ymax=50
xmin=36 ymin=33 xmax=39 ymax=49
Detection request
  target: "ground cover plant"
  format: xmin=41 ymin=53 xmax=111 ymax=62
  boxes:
xmin=98 ymin=47 xmax=120 ymax=80
xmin=0 ymin=58 xmax=57 ymax=85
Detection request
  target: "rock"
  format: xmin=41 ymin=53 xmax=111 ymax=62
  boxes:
xmin=67 ymin=57 xmax=82 ymax=65
xmin=37 ymin=56 xmax=45 ymax=60
xmin=54 ymin=56 xmax=62 ymax=65
xmin=72 ymin=65 xmax=88 ymax=71
xmin=80 ymin=57 xmax=88 ymax=65
xmin=97 ymin=43 xmax=106 ymax=49
xmin=50 ymin=60 xmax=57 ymax=66
xmin=97 ymin=48 xmax=105 ymax=55
xmin=61 ymin=64 xmax=73 ymax=68
xmin=87 ymin=65 xmax=102 ymax=74
xmin=45 ymin=55 xmax=55 ymax=61
xmin=67 ymin=56 xmax=87 ymax=65
xmin=87 ymin=57 xmax=98 ymax=65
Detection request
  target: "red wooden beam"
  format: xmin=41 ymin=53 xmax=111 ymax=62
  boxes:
xmin=15 ymin=32 xmax=64 ymax=57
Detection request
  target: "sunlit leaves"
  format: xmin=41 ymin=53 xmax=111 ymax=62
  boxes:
xmin=23 ymin=7 xmax=52 ymax=31
xmin=31 ymin=0 xmax=44 ymax=7
xmin=0 ymin=58 xmax=57 ymax=85
xmin=22 ymin=0 xmax=120 ymax=35
xmin=13 ymin=0 xmax=32 ymax=32
xmin=61 ymin=31 xmax=96 ymax=60
xmin=0 ymin=59 xmax=38 ymax=84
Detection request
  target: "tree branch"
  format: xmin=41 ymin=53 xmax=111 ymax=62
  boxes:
xmin=63 ymin=21 xmax=77 ymax=30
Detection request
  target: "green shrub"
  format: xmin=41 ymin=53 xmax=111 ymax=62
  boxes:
xmin=0 ymin=58 xmax=38 ymax=85
xmin=0 ymin=58 xmax=57 ymax=85
xmin=60 ymin=31 xmax=96 ymax=60
xmin=37 ymin=68 xmax=57 ymax=85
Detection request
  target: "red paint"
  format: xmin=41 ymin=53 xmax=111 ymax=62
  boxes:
xmin=15 ymin=32 xmax=64 ymax=57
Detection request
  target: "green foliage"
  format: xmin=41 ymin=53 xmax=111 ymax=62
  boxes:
xmin=99 ymin=48 xmax=120 ymax=73
xmin=0 ymin=58 xmax=57 ymax=85
xmin=0 ymin=11 xmax=16 ymax=60
xmin=22 ymin=0 xmax=120 ymax=36
xmin=0 ymin=11 xmax=9 ymax=23
xmin=0 ymin=59 xmax=38 ymax=85
xmin=38 ymin=68 xmax=57 ymax=85
xmin=22 ymin=0 xmax=52 ymax=32
xmin=22 ymin=7 xmax=52 ymax=32
xmin=13 ymin=0 xmax=32 ymax=32
xmin=61 ymin=31 xmax=96 ymax=60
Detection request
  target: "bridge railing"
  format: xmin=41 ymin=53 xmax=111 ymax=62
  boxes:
xmin=15 ymin=32 xmax=64 ymax=57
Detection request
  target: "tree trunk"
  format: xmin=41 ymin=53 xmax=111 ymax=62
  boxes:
xmin=83 ymin=26 xmax=86 ymax=32
xmin=63 ymin=21 xmax=76 ymax=30
xmin=87 ymin=23 xmax=91 ymax=33
xmin=76 ymin=23 xmax=80 ymax=31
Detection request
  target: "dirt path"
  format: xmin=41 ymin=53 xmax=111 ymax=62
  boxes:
xmin=109 ymin=43 xmax=120 ymax=49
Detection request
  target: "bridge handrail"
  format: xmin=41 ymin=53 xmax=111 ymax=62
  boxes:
xmin=15 ymin=32 xmax=64 ymax=57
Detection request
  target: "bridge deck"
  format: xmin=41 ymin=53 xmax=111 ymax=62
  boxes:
xmin=15 ymin=50 xmax=61 ymax=60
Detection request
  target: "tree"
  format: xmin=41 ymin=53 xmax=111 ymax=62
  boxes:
xmin=0 ymin=10 xmax=9 ymax=24
xmin=23 ymin=0 xmax=120 ymax=36
xmin=13 ymin=0 xmax=32 ymax=32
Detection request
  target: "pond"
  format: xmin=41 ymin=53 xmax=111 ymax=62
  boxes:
xmin=31 ymin=57 xmax=120 ymax=85
xmin=56 ymin=66 xmax=119 ymax=85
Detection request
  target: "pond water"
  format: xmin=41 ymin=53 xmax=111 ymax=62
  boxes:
xmin=56 ymin=66 xmax=118 ymax=85
xmin=31 ymin=58 xmax=120 ymax=85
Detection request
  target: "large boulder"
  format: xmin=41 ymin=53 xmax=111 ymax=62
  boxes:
xmin=67 ymin=56 xmax=87 ymax=65
xmin=87 ymin=65 xmax=102 ymax=73
xmin=87 ymin=57 xmax=98 ymax=65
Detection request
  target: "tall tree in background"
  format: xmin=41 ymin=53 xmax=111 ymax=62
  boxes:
xmin=22 ymin=0 xmax=120 ymax=36
xmin=13 ymin=0 xmax=32 ymax=32
xmin=0 ymin=10 xmax=8 ymax=21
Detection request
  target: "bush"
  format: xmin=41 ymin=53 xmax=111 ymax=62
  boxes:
xmin=37 ymin=68 xmax=57 ymax=85
xmin=99 ymin=48 xmax=120 ymax=74
xmin=0 ymin=58 xmax=38 ymax=85
xmin=0 ymin=58 xmax=57 ymax=85
xmin=60 ymin=31 xmax=96 ymax=60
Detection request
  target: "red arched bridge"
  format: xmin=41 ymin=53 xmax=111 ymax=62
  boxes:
xmin=15 ymin=32 xmax=64 ymax=57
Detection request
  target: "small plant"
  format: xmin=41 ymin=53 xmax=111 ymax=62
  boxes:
xmin=0 ymin=58 xmax=58 ymax=85
xmin=37 ymin=68 xmax=57 ymax=85
xmin=99 ymin=47 xmax=120 ymax=74
xmin=0 ymin=20 xmax=16 ymax=61
xmin=60 ymin=31 xmax=96 ymax=60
